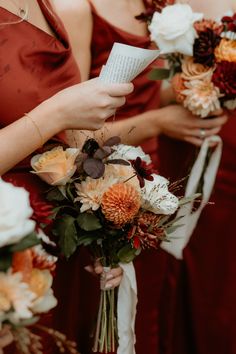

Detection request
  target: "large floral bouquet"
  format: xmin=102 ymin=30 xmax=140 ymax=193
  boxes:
xmin=31 ymin=137 xmax=190 ymax=353
xmin=148 ymin=3 xmax=236 ymax=117
xmin=0 ymin=179 xmax=78 ymax=354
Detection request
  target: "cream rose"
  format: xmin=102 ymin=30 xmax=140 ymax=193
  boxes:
xmin=149 ymin=4 xmax=203 ymax=56
xmin=31 ymin=146 xmax=80 ymax=186
xmin=0 ymin=179 xmax=35 ymax=248
xmin=141 ymin=174 xmax=179 ymax=215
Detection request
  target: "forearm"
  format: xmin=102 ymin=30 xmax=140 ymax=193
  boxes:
xmin=0 ymin=98 xmax=63 ymax=175
xmin=66 ymin=110 xmax=162 ymax=147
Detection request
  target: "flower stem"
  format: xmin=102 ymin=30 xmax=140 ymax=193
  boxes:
xmin=92 ymin=290 xmax=103 ymax=353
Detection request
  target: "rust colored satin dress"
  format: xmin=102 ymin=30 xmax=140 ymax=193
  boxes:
xmin=158 ymin=117 xmax=236 ymax=354
xmin=75 ymin=2 xmax=165 ymax=354
xmin=0 ymin=1 xmax=81 ymax=352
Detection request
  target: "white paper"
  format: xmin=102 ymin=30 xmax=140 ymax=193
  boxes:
xmin=161 ymin=135 xmax=223 ymax=259
xmin=99 ymin=42 xmax=160 ymax=83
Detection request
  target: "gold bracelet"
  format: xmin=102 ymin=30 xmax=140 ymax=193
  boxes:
xmin=24 ymin=112 xmax=44 ymax=147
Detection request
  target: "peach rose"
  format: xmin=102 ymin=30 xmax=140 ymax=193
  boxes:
xmin=171 ymin=73 xmax=186 ymax=103
xmin=31 ymin=146 xmax=80 ymax=186
xmin=215 ymin=38 xmax=236 ymax=63
xmin=181 ymin=57 xmax=213 ymax=81
xmin=28 ymin=269 xmax=57 ymax=313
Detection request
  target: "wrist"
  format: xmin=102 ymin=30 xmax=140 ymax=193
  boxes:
xmin=148 ymin=109 xmax=163 ymax=136
xmin=29 ymin=95 xmax=66 ymax=137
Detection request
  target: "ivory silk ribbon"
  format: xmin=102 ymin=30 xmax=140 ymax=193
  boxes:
xmin=117 ymin=262 xmax=137 ymax=354
xmin=161 ymin=135 xmax=223 ymax=259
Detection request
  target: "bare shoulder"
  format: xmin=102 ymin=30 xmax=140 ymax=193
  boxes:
xmin=53 ymin=0 xmax=91 ymax=17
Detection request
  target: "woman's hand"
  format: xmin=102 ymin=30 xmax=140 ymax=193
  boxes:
xmin=85 ymin=260 xmax=123 ymax=289
xmin=157 ymin=105 xmax=228 ymax=146
xmin=53 ymin=78 xmax=134 ymax=131
xmin=0 ymin=326 xmax=13 ymax=353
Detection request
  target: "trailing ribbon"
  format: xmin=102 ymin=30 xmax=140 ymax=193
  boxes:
xmin=117 ymin=262 xmax=137 ymax=354
xmin=161 ymin=135 xmax=223 ymax=259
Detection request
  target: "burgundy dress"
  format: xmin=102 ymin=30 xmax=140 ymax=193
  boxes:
xmin=158 ymin=117 xmax=236 ymax=354
xmin=0 ymin=1 xmax=81 ymax=351
xmin=75 ymin=2 xmax=165 ymax=354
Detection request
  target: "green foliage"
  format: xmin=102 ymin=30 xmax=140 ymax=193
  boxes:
xmin=117 ymin=244 xmax=138 ymax=263
xmin=0 ymin=252 xmax=12 ymax=272
xmin=148 ymin=68 xmax=171 ymax=80
xmin=54 ymin=215 xmax=78 ymax=259
xmin=10 ymin=233 xmax=40 ymax=253
xmin=77 ymin=213 xmax=102 ymax=231
xmin=47 ymin=188 xmax=66 ymax=202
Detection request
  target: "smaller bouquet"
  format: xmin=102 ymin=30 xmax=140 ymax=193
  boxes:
xmin=31 ymin=138 xmax=189 ymax=353
xmin=0 ymin=179 xmax=79 ymax=354
xmin=147 ymin=3 xmax=236 ymax=117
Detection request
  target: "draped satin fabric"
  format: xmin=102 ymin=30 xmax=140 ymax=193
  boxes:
xmin=158 ymin=116 xmax=236 ymax=354
xmin=74 ymin=2 xmax=164 ymax=354
xmin=0 ymin=1 xmax=81 ymax=352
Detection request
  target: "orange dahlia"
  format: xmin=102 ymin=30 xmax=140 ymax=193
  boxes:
xmin=101 ymin=183 xmax=141 ymax=226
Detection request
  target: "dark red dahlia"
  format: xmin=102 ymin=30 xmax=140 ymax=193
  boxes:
xmin=193 ymin=28 xmax=221 ymax=67
xmin=130 ymin=157 xmax=156 ymax=188
xmin=212 ymin=61 xmax=236 ymax=99
xmin=222 ymin=13 xmax=236 ymax=33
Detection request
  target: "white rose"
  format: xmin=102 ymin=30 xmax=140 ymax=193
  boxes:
xmin=149 ymin=4 xmax=203 ymax=56
xmin=109 ymin=144 xmax=151 ymax=164
xmin=0 ymin=179 xmax=35 ymax=247
xmin=141 ymin=174 xmax=179 ymax=215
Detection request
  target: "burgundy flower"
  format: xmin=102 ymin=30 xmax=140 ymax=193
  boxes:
xmin=193 ymin=28 xmax=221 ymax=66
xmin=130 ymin=157 xmax=156 ymax=188
xmin=212 ymin=61 xmax=236 ymax=99
xmin=30 ymin=195 xmax=54 ymax=228
xmin=128 ymin=212 xmax=164 ymax=250
xmin=135 ymin=0 xmax=175 ymax=23
xmin=222 ymin=13 xmax=236 ymax=33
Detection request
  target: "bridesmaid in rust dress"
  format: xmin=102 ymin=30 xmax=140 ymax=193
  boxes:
xmin=0 ymin=0 xmax=133 ymax=351
xmin=157 ymin=1 xmax=236 ymax=354
xmin=54 ymin=0 xmax=227 ymax=353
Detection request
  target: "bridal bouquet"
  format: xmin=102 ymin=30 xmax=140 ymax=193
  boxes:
xmin=31 ymin=137 xmax=189 ymax=353
xmin=147 ymin=3 xmax=236 ymax=117
xmin=0 ymin=179 xmax=78 ymax=354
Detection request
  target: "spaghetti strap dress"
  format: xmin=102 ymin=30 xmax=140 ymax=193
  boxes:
xmin=0 ymin=1 xmax=81 ymax=352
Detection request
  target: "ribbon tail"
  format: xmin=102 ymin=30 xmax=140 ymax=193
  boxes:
xmin=117 ymin=262 xmax=137 ymax=354
xmin=161 ymin=135 xmax=223 ymax=259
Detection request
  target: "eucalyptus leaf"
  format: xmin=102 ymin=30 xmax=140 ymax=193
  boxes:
xmin=107 ymin=159 xmax=130 ymax=166
xmin=148 ymin=68 xmax=171 ymax=81
xmin=83 ymin=158 xmax=105 ymax=179
xmin=77 ymin=213 xmax=102 ymax=231
xmin=104 ymin=136 xmax=121 ymax=146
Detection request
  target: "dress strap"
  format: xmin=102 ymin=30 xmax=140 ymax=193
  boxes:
xmin=37 ymin=0 xmax=69 ymax=46
xmin=86 ymin=0 xmax=98 ymax=14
